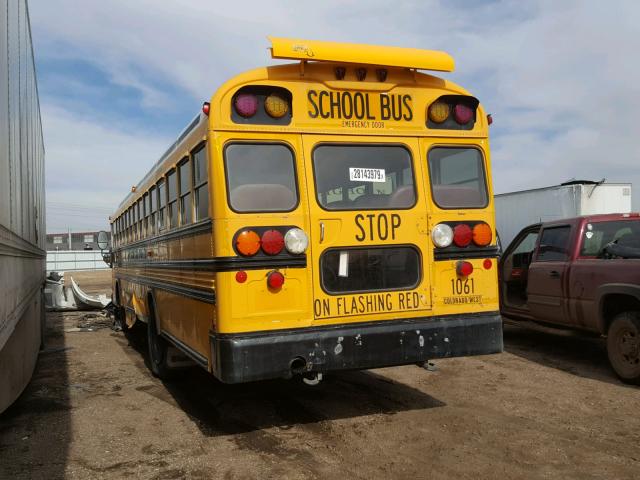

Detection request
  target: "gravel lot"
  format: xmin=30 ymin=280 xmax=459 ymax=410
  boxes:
xmin=1 ymin=270 xmax=639 ymax=479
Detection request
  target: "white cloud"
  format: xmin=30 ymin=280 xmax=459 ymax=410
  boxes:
xmin=42 ymin=103 xmax=170 ymax=232
xmin=31 ymin=0 xmax=640 ymax=231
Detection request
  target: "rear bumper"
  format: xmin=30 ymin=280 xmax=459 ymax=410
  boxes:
xmin=210 ymin=312 xmax=503 ymax=383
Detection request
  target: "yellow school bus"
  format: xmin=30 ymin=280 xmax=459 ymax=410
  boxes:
xmin=108 ymin=37 xmax=503 ymax=383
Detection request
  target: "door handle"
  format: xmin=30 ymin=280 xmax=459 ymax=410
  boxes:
xmin=320 ymin=222 xmax=325 ymax=243
xmin=549 ymin=270 xmax=560 ymax=278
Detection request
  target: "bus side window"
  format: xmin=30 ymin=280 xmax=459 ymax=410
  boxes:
xmin=149 ymin=186 xmax=157 ymax=236
xmin=179 ymin=157 xmax=192 ymax=226
xmin=193 ymin=144 xmax=209 ymax=221
xmin=167 ymin=169 xmax=178 ymax=229
xmin=143 ymin=193 xmax=150 ymax=238
xmin=158 ymin=178 xmax=166 ymax=231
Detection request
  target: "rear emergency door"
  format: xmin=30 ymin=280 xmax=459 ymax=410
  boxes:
xmin=302 ymin=135 xmax=432 ymax=325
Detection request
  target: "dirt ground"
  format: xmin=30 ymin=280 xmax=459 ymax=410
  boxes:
xmin=1 ymin=270 xmax=639 ymax=479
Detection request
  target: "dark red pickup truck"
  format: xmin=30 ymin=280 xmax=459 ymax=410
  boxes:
xmin=499 ymin=213 xmax=640 ymax=383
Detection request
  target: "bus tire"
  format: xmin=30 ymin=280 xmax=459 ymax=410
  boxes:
xmin=146 ymin=299 xmax=175 ymax=380
xmin=607 ymin=311 xmax=640 ymax=384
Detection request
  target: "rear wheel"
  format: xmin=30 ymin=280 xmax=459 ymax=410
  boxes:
xmin=146 ymin=300 xmax=175 ymax=380
xmin=607 ymin=311 xmax=640 ymax=384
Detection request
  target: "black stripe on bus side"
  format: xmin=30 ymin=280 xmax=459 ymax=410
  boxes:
xmin=119 ymin=255 xmax=307 ymax=272
xmin=433 ymin=246 xmax=500 ymax=261
xmin=115 ymin=273 xmax=216 ymax=304
xmin=114 ymin=219 xmax=213 ymax=253
xmin=160 ymin=331 xmax=209 ymax=368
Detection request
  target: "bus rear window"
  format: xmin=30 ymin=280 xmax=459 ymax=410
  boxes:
xmin=428 ymin=147 xmax=488 ymax=209
xmin=225 ymin=143 xmax=298 ymax=212
xmin=313 ymin=145 xmax=415 ymax=210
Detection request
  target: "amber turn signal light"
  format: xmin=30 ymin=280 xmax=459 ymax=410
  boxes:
xmin=236 ymin=229 xmax=260 ymax=256
xmin=472 ymin=223 xmax=492 ymax=247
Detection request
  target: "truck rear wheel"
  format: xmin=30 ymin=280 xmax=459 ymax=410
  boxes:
xmin=607 ymin=311 xmax=640 ymax=384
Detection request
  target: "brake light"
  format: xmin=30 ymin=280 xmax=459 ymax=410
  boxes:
xmin=236 ymin=229 xmax=260 ymax=256
xmin=261 ymin=230 xmax=284 ymax=255
xmin=453 ymin=104 xmax=474 ymax=124
xmin=234 ymin=93 xmax=258 ymax=118
xmin=453 ymin=224 xmax=473 ymax=247
xmin=456 ymin=261 xmax=473 ymax=276
xmin=267 ymin=270 xmax=285 ymax=290
xmin=472 ymin=222 xmax=492 ymax=246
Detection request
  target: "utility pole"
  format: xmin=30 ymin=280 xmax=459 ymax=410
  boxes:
xmin=68 ymin=227 xmax=72 ymax=250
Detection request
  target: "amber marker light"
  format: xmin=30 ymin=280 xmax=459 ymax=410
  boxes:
xmin=236 ymin=229 xmax=261 ymax=256
xmin=472 ymin=223 xmax=492 ymax=247
xmin=264 ymin=94 xmax=289 ymax=118
xmin=428 ymin=102 xmax=450 ymax=123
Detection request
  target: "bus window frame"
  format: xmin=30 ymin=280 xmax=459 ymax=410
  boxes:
xmin=178 ymin=156 xmax=193 ymax=227
xmin=192 ymin=142 xmax=210 ymax=221
xmin=426 ymin=144 xmax=489 ymax=210
xmin=167 ymin=168 xmax=178 ymax=230
xmin=157 ymin=177 xmax=167 ymax=232
xmin=310 ymin=142 xmax=418 ymax=212
xmin=223 ymin=140 xmax=300 ymax=214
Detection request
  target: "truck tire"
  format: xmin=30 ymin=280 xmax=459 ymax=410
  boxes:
xmin=606 ymin=311 xmax=640 ymax=384
xmin=146 ymin=300 xmax=175 ymax=380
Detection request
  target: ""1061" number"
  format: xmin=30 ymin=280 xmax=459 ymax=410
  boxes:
xmin=450 ymin=278 xmax=475 ymax=295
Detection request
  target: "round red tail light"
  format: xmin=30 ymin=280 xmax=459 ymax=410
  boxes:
xmin=453 ymin=224 xmax=473 ymax=247
xmin=234 ymin=93 xmax=258 ymax=118
xmin=235 ymin=270 xmax=247 ymax=283
xmin=456 ymin=261 xmax=473 ymax=276
xmin=453 ymin=104 xmax=474 ymax=124
xmin=267 ymin=270 xmax=285 ymax=290
xmin=261 ymin=230 xmax=284 ymax=255
xmin=483 ymin=259 xmax=493 ymax=270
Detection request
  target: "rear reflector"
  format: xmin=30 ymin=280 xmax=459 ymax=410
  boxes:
xmin=235 ymin=271 xmax=247 ymax=283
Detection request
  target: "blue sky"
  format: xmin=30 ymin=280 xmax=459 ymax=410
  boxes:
xmin=30 ymin=0 xmax=640 ymax=232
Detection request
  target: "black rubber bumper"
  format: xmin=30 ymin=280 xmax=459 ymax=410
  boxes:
xmin=210 ymin=312 xmax=503 ymax=383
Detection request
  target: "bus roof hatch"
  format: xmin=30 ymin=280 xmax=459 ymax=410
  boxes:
xmin=268 ymin=36 xmax=455 ymax=72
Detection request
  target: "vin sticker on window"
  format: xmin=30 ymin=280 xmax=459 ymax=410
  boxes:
xmin=349 ymin=167 xmax=385 ymax=183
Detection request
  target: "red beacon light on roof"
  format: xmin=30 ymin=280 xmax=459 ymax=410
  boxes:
xmin=234 ymin=93 xmax=258 ymax=118
xmin=453 ymin=104 xmax=474 ymax=125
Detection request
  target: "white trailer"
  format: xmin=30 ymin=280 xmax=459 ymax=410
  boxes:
xmin=495 ymin=181 xmax=632 ymax=249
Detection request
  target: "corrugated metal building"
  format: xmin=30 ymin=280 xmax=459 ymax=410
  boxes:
xmin=0 ymin=0 xmax=46 ymax=413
